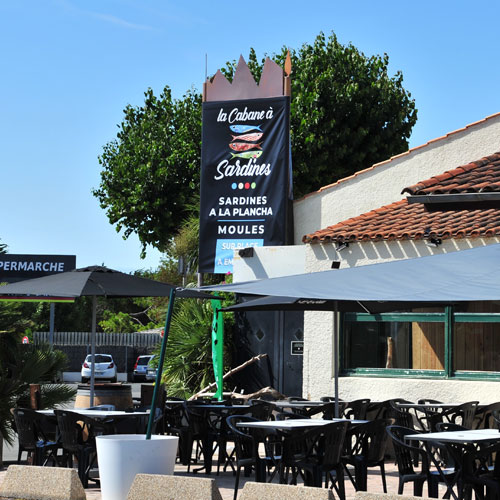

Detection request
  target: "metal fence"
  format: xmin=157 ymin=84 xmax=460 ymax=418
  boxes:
xmin=34 ymin=331 xmax=162 ymax=347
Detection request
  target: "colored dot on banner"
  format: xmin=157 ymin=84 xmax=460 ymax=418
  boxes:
xmin=251 ymin=182 xmax=256 ymax=189
xmin=244 ymin=182 xmax=250 ymax=189
xmin=238 ymin=183 xmax=244 ymax=189
xmin=231 ymin=183 xmax=237 ymax=189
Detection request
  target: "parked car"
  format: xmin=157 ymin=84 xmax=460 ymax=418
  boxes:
xmin=145 ymin=355 xmax=158 ymax=381
xmin=132 ymin=354 xmax=154 ymax=381
xmin=81 ymin=353 xmax=117 ymax=383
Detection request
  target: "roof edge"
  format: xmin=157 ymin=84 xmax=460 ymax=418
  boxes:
xmin=295 ymin=111 xmax=500 ymax=203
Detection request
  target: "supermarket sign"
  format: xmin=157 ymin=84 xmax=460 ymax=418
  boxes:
xmin=0 ymin=254 xmax=76 ymax=283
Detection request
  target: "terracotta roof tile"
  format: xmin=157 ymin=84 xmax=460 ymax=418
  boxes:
xmin=303 ymin=150 xmax=500 ymax=244
xmin=302 ymin=200 xmax=500 ymax=244
xmin=402 ymin=152 xmax=500 ymax=195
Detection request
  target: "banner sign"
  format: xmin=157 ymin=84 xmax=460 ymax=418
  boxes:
xmin=0 ymin=254 xmax=76 ymax=283
xmin=199 ymin=96 xmax=290 ymax=273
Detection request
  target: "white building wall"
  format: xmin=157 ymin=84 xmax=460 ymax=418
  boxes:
xmin=232 ymin=245 xmax=305 ymax=281
xmin=293 ymin=113 xmax=500 ymax=244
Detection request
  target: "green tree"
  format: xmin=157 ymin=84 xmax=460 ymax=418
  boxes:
xmin=0 ymin=332 xmax=76 ymax=446
xmin=93 ymin=88 xmax=202 ymax=256
xmin=94 ymin=31 xmax=417 ymax=254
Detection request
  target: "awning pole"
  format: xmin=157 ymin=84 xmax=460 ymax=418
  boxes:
xmin=89 ymin=296 xmax=97 ymax=407
xmin=146 ymin=288 xmax=176 ymax=439
xmin=334 ymin=300 xmax=339 ymax=418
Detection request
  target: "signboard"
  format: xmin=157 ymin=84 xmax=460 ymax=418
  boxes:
xmin=0 ymin=254 xmax=76 ymax=283
xmin=199 ymin=96 xmax=290 ymax=273
xmin=22 ymin=336 xmax=29 ymax=344
xmin=291 ymin=341 xmax=304 ymax=356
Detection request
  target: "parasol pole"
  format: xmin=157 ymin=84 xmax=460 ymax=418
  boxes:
xmin=333 ymin=300 xmax=339 ymax=418
xmin=146 ymin=287 xmax=176 ymax=439
xmin=211 ymin=295 xmax=224 ymax=401
xmin=89 ymin=296 xmax=97 ymax=407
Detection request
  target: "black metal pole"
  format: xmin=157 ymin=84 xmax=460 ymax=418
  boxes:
xmin=334 ymin=300 xmax=339 ymax=418
xmin=146 ymin=288 xmax=176 ymax=439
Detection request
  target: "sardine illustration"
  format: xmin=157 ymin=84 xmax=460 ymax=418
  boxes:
xmin=231 ymin=132 xmax=263 ymax=142
xmin=231 ymin=150 xmax=263 ymax=159
xmin=229 ymin=124 xmax=262 ymax=133
xmin=229 ymin=142 xmax=262 ymax=152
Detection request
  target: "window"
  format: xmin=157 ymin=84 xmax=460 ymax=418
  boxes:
xmin=341 ymin=304 xmax=500 ymax=379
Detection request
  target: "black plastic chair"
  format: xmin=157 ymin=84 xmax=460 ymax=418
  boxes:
xmin=278 ymin=424 xmax=324 ymax=486
xmin=184 ymin=404 xmax=218 ymax=474
xmin=342 ymin=399 xmax=371 ymax=420
xmin=13 ymin=408 xmax=60 ymax=466
xmin=389 ymin=400 xmax=416 ymax=429
xmin=342 ymin=418 xmax=394 ymax=492
xmin=413 ymin=402 xmax=441 ymax=432
xmin=226 ymin=415 xmax=276 ymax=500
xmin=248 ymin=400 xmax=275 ymax=421
xmin=54 ymin=409 xmax=111 ymax=487
xmin=275 ymin=411 xmax=310 ymax=421
xmin=473 ymin=402 xmax=500 ymax=429
xmin=460 ymin=439 xmax=500 ymax=500
xmin=321 ymin=421 xmax=350 ymax=499
xmin=164 ymin=403 xmax=192 ymax=465
xmin=277 ymin=420 xmax=348 ymax=493
xmin=291 ymin=402 xmax=339 ymax=420
xmin=428 ymin=402 xmax=479 ymax=432
xmin=386 ymin=425 xmax=444 ymax=497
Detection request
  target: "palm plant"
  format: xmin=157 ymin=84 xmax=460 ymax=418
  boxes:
xmin=155 ymin=298 xmax=233 ymax=399
xmin=0 ymin=331 xmax=76 ymax=446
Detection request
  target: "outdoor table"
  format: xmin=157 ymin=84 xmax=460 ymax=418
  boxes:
xmin=188 ymin=404 xmax=251 ymax=410
xmin=272 ymin=401 xmax=327 ymax=408
xmin=405 ymin=429 xmax=500 ymax=500
xmin=398 ymin=403 xmax=468 ymax=410
xmin=38 ymin=409 xmax=150 ymax=418
xmin=237 ymin=418 xmax=366 ymax=485
xmin=237 ymin=417 xmax=368 ymax=430
xmin=38 ymin=409 xmax=151 ymax=435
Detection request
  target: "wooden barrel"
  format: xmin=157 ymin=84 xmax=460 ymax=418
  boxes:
xmin=74 ymin=383 xmax=133 ymax=410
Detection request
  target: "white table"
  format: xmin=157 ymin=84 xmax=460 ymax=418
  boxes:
xmin=272 ymin=401 xmax=328 ymax=408
xmin=405 ymin=429 xmax=500 ymax=500
xmin=406 ymin=428 xmax=500 ymax=443
xmin=38 ymin=409 xmax=150 ymax=418
xmin=237 ymin=418 xmax=368 ymax=430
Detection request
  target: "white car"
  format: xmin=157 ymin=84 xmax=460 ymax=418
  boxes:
xmin=81 ymin=354 xmax=117 ymax=383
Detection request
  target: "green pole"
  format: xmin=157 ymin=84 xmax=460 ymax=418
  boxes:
xmin=211 ymin=296 xmax=224 ymax=401
xmin=146 ymin=288 xmax=176 ymax=439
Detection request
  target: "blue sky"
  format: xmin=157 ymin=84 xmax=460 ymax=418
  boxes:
xmin=2 ymin=1 xmax=499 ymax=273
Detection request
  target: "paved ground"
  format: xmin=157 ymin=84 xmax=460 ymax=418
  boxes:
xmin=0 ymin=453 xmax=450 ymax=500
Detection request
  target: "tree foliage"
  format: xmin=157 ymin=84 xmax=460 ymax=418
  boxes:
xmin=93 ymin=88 xmax=202 ymax=255
xmin=153 ymin=296 xmax=233 ymax=399
xmin=0 ymin=333 xmax=76 ymax=445
xmin=94 ymin=31 xmax=417 ymax=254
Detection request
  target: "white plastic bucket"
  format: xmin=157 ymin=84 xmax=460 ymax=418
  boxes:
xmin=96 ymin=434 xmax=179 ymax=500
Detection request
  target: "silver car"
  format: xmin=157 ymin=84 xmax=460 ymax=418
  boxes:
xmin=132 ymin=355 xmax=153 ymax=381
xmin=145 ymin=355 xmax=158 ymax=381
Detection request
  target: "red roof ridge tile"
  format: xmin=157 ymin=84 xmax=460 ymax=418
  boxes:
xmin=295 ymin=111 xmax=500 ymax=203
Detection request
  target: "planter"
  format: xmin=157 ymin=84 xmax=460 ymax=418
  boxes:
xmin=96 ymin=434 xmax=178 ymax=500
